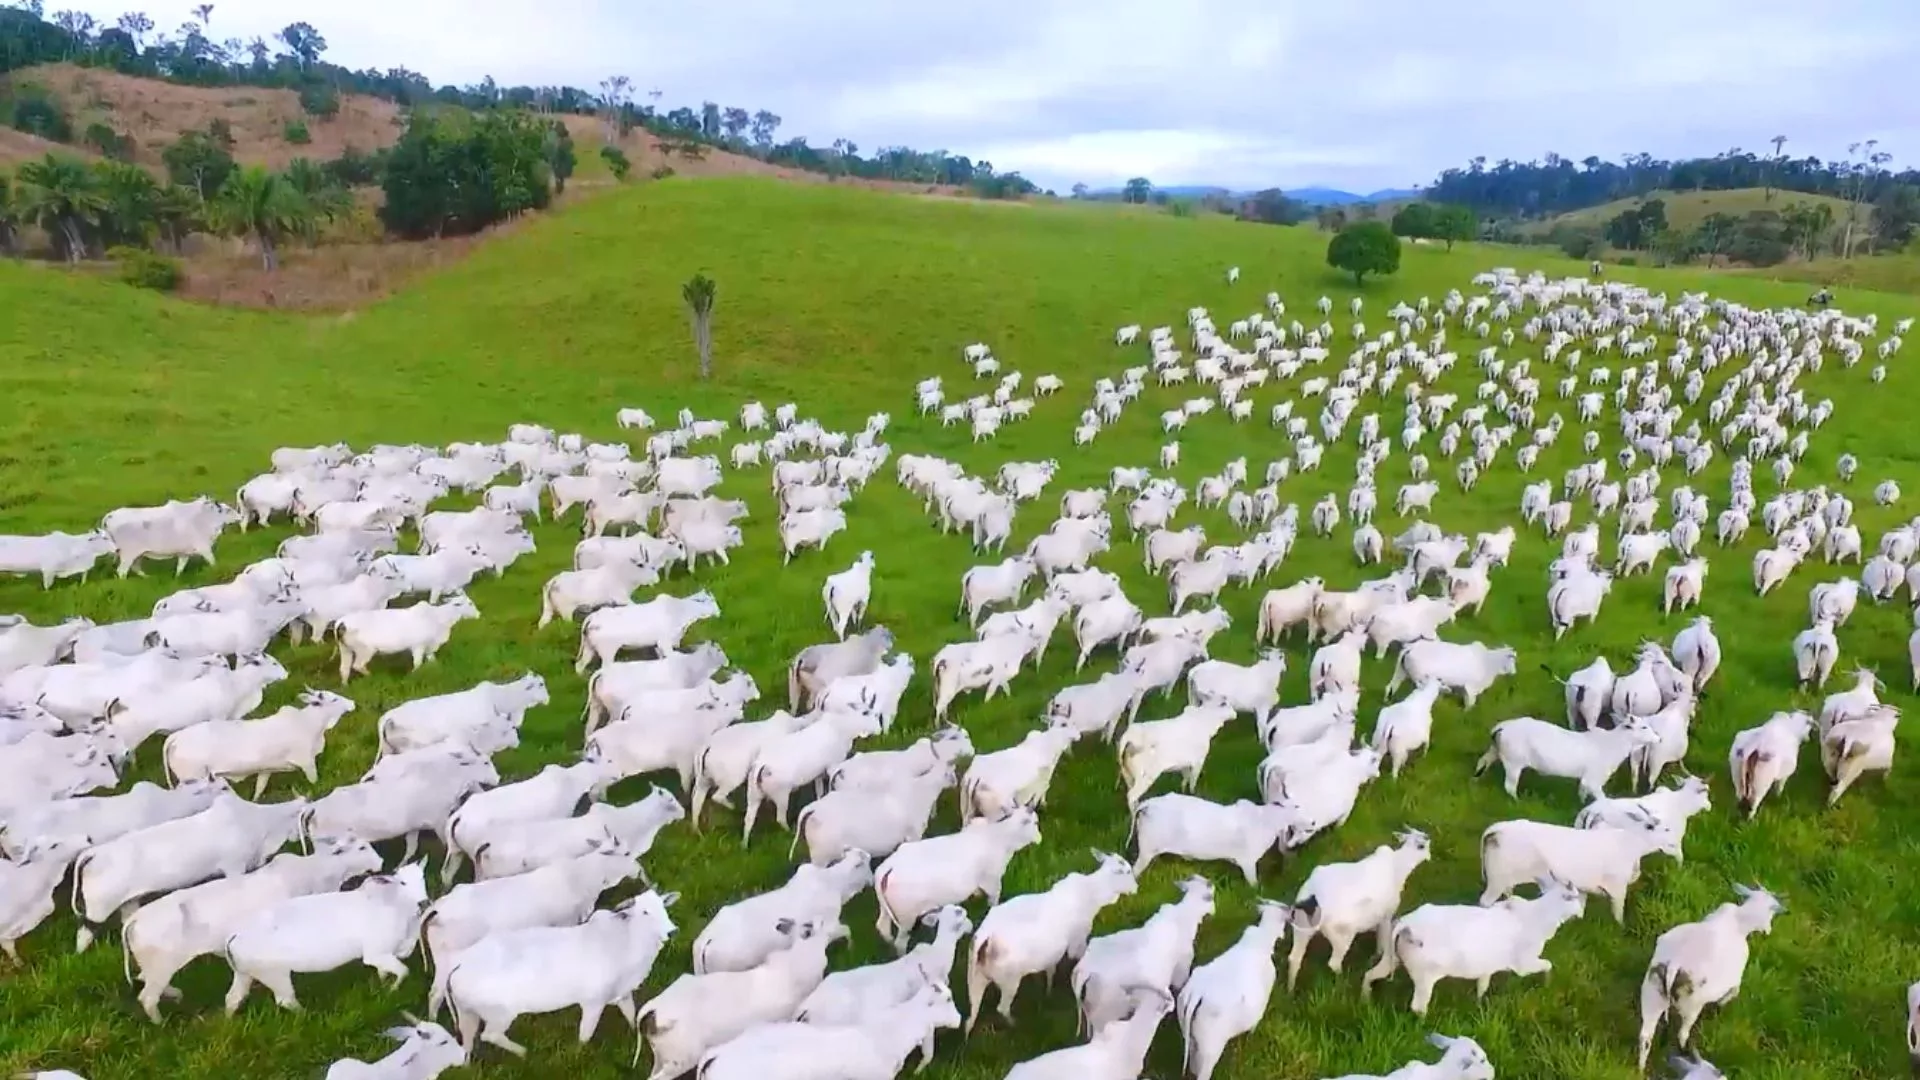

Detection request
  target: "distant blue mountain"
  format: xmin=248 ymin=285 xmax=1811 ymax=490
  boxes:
xmin=1084 ymin=184 xmax=1422 ymax=204
xmin=1287 ymin=186 xmax=1422 ymax=205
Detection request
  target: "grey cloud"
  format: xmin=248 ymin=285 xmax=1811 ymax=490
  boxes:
xmin=72 ymin=0 xmax=1920 ymax=191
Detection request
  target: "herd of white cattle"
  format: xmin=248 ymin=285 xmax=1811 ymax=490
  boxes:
xmin=0 ymin=266 xmax=1915 ymax=1080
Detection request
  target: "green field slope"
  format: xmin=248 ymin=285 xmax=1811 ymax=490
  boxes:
xmin=2 ymin=179 xmax=1918 ymax=1080
xmin=1535 ymin=187 xmax=1855 ymax=234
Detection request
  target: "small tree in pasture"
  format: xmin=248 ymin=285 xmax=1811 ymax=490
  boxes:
xmin=1326 ymin=220 xmax=1400 ymax=285
xmin=683 ymin=273 xmax=717 ymax=379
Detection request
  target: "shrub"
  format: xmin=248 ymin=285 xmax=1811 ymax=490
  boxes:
xmin=298 ymin=82 xmax=340 ymax=119
xmin=283 ymin=119 xmax=311 ymax=145
xmin=111 ymin=246 xmax=183 ymax=292
xmin=1616 ymin=256 xmax=1638 ymax=267
xmin=9 ymin=90 xmax=72 ymax=142
xmin=82 ymin=121 xmax=134 ymax=161
xmin=600 ymin=144 xmax=632 ymax=181
xmin=322 ymin=145 xmax=385 ymax=187
xmin=651 ymin=165 xmax=676 ymax=180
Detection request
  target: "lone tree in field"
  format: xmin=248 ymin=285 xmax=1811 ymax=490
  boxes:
xmin=683 ymin=273 xmax=717 ymax=379
xmin=1431 ymin=204 xmax=1477 ymax=250
xmin=1326 ymin=220 xmax=1400 ymax=285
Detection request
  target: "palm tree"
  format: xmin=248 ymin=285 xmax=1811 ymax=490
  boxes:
xmin=683 ymin=273 xmax=717 ymax=379
xmin=92 ymin=160 xmax=162 ymax=248
xmin=1766 ymin=135 xmax=1788 ymax=201
xmin=211 ymin=165 xmax=311 ymax=270
xmin=16 ymin=154 xmax=105 ymax=263
xmin=152 ymin=184 xmax=204 ymax=253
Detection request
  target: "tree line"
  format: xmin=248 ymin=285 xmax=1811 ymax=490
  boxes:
xmin=1425 ymin=145 xmax=1918 ymax=258
xmin=0 ymin=3 xmax=1036 ymax=199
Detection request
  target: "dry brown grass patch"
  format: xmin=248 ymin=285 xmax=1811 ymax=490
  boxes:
xmin=4 ymin=63 xmax=404 ymax=170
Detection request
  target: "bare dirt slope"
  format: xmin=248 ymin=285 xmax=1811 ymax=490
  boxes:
xmin=2 ymin=63 xmax=404 ymax=169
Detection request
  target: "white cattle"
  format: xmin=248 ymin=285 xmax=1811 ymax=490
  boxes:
xmin=1287 ymin=830 xmax=1431 ymax=988
xmin=1129 ymin=795 xmax=1296 ymax=886
xmin=693 ymin=851 xmax=873 ymax=976
xmin=122 ymin=837 xmax=383 ymax=1021
xmin=575 ymin=592 xmax=722 ymax=672
xmin=1175 ymin=899 xmax=1291 ymax=1080
xmin=1475 ymin=716 xmax=1659 ymax=801
xmin=71 ymin=794 xmax=310 ymax=951
xmin=220 ymin=862 xmax=430 ymax=1013
xmin=438 ymin=891 xmax=678 ymax=1056
xmin=964 ymin=853 xmax=1137 ymax=1032
xmin=1635 ymin=887 xmax=1785 ymax=1071
xmin=1362 ymin=880 xmax=1586 ymax=1016
xmin=335 ymin=594 xmax=481 ymax=682
xmin=872 ymin=808 xmax=1043 ymax=951
xmin=1071 ymin=875 xmax=1214 ymax=1033
xmin=1479 ymin=817 xmax=1680 ymax=923
xmin=162 ymin=690 xmax=358 ymax=797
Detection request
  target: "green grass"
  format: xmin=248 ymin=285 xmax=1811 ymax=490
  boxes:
xmin=3 ymin=178 xmax=1920 ymax=1080
xmin=1532 ymin=187 xmax=1856 ymax=236
xmin=1734 ymin=251 xmax=1920 ymax=296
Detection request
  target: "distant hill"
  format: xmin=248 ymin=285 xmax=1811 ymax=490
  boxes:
xmin=1529 ymin=187 xmax=1854 ymax=237
xmin=1287 ymin=186 xmax=1418 ymax=206
xmin=1085 ymin=184 xmax=1421 ymax=204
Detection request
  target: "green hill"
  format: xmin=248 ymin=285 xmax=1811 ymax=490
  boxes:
xmin=1532 ymin=187 xmax=1855 ymax=236
xmin=2 ymin=179 xmax=1918 ymax=1080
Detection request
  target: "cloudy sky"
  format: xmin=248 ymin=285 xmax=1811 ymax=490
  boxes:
xmin=65 ymin=0 xmax=1919 ymax=192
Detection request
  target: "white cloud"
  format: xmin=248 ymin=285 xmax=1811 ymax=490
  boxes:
xmin=62 ymin=0 xmax=1920 ymax=192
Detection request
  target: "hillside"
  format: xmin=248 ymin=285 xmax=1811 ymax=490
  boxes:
xmin=1 ymin=63 xmax=404 ymax=169
xmin=1532 ymin=187 xmax=1855 ymax=235
xmin=0 ymin=120 xmax=80 ymax=167
xmin=0 ymin=63 xmax=965 ymax=198
xmin=2 ymin=179 xmax=1919 ymax=1080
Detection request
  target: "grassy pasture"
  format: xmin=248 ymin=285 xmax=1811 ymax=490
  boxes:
xmin=1533 ymin=187 xmax=1856 ymax=237
xmin=2 ymin=179 xmax=1920 ymax=1080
